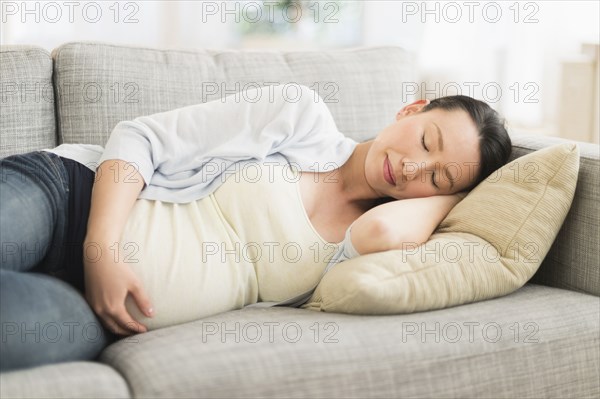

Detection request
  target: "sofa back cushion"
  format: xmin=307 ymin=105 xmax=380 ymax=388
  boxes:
xmin=509 ymin=134 xmax=599 ymax=297
xmin=51 ymin=41 xmax=414 ymax=146
xmin=0 ymin=45 xmax=56 ymax=158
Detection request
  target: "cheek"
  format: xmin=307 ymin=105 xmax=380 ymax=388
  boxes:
xmin=378 ymin=123 xmax=406 ymax=145
xmin=406 ymin=180 xmax=434 ymax=198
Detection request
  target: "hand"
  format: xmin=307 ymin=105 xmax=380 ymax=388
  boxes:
xmin=83 ymin=242 xmax=154 ymax=337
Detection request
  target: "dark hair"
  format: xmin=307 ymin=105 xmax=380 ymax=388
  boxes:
xmin=420 ymin=95 xmax=512 ymax=192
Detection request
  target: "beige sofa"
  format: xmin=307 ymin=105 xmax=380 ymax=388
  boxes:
xmin=0 ymin=42 xmax=598 ymax=399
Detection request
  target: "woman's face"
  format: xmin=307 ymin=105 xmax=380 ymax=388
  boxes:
xmin=364 ymin=100 xmax=481 ymax=199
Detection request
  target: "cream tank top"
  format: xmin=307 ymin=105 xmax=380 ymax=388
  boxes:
xmin=121 ymin=160 xmax=342 ymax=330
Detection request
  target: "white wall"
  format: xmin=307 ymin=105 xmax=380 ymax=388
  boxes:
xmin=0 ymin=0 xmax=360 ymax=50
xmin=1 ymin=1 xmax=167 ymax=49
xmin=362 ymin=0 xmax=600 ymax=139
xmin=2 ymin=0 xmax=598 ymax=140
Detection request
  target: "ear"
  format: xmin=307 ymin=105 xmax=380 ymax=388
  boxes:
xmin=396 ymin=99 xmax=431 ymax=121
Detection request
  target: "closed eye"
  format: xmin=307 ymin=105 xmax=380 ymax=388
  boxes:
xmin=422 ymin=132 xmax=439 ymax=189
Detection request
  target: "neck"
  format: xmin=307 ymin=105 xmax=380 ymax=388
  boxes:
xmin=332 ymin=140 xmax=385 ymax=209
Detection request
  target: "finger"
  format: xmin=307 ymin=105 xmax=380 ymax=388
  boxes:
xmin=111 ymin=316 xmax=138 ymax=336
xmin=129 ymin=283 xmax=154 ymax=318
xmin=116 ymin=309 xmax=148 ymax=334
xmin=103 ymin=317 xmax=132 ymax=337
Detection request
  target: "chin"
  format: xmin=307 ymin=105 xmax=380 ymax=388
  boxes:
xmin=382 ymin=190 xmax=404 ymax=201
xmin=395 ymin=192 xmax=421 ymax=200
xmin=373 ymin=196 xmax=397 ymax=206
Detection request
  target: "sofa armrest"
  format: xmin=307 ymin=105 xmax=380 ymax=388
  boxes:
xmin=509 ymin=134 xmax=599 ymax=297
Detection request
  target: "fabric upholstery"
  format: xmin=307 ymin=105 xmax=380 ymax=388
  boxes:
xmin=0 ymin=45 xmax=56 ymax=158
xmin=51 ymin=41 xmax=414 ymax=146
xmin=98 ymin=284 xmax=599 ymax=399
xmin=0 ymin=361 xmax=130 ymax=398
xmin=510 ymin=134 xmax=600 ymax=297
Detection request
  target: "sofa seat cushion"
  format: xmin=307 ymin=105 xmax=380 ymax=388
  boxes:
xmin=99 ymin=283 xmax=599 ymax=399
xmin=0 ymin=361 xmax=130 ymax=398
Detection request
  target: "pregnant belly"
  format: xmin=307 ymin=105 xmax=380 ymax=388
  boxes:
xmin=119 ymin=197 xmax=258 ymax=331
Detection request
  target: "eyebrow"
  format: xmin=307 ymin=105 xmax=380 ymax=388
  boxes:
xmin=431 ymin=122 xmax=455 ymax=190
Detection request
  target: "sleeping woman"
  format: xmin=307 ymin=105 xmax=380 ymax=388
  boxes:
xmin=0 ymin=83 xmax=511 ymax=372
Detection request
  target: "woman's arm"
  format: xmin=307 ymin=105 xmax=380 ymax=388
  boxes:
xmin=84 ymin=160 xmax=145 ymax=245
xmin=83 ymin=159 xmax=154 ymax=336
xmin=96 ymin=84 xmax=353 ymax=194
xmin=351 ymin=193 xmax=466 ymax=255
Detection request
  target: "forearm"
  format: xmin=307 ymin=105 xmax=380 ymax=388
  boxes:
xmin=84 ymin=159 xmax=145 ymax=252
xmin=351 ymin=193 xmax=466 ymax=255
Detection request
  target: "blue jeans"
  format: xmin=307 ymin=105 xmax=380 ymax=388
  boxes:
xmin=0 ymin=151 xmax=117 ymax=372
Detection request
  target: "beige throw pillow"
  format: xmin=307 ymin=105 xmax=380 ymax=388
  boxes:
xmin=301 ymin=143 xmax=580 ymax=314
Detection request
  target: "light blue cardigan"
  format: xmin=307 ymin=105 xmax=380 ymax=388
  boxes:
xmin=43 ymin=83 xmax=358 ymax=204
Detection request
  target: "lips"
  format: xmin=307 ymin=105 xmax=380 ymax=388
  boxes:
xmin=384 ymin=156 xmax=396 ymax=186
